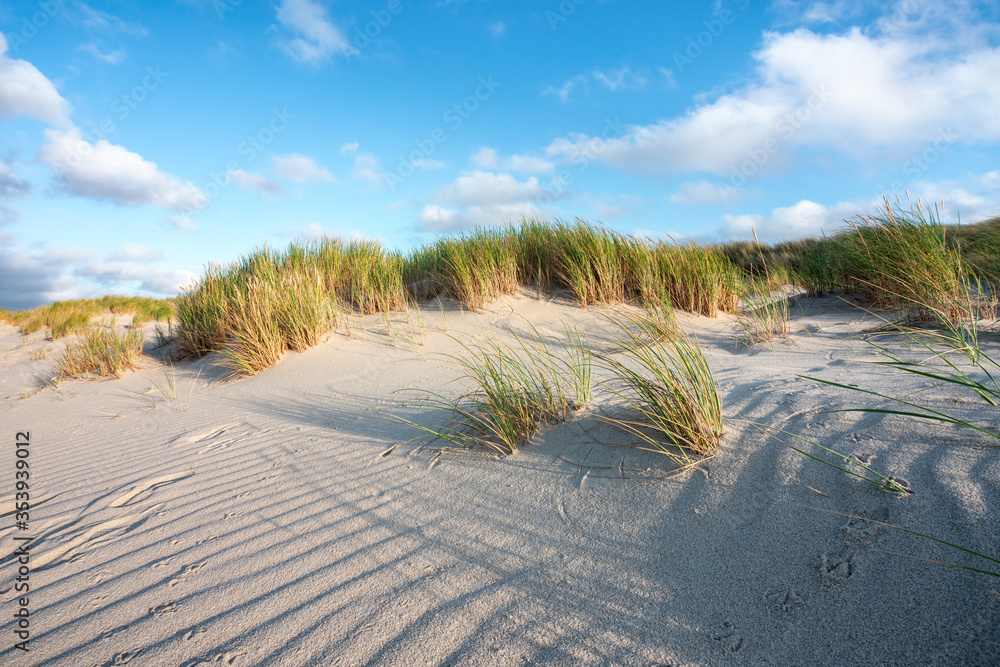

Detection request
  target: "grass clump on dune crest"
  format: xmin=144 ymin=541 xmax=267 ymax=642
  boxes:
xmin=9 ymin=296 xmax=174 ymax=339
xmin=174 ymin=219 xmax=749 ymax=376
xmin=838 ymin=197 xmax=967 ymax=323
xmin=175 ymin=239 xmax=402 ymax=371
xmin=56 ymin=325 xmax=144 ymax=379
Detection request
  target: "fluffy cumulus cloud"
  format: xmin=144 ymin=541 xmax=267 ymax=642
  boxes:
xmin=546 ymin=7 xmax=1000 ymax=176
xmin=73 ymin=245 xmax=197 ymax=295
xmin=0 ymin=241 xmax=192 ymax=310
xmin=0 ymin=247 xmax=80 ymax=310
xmin=721 ymin=199 xmax=861 ymax=242
xmin=909 ymin=170 xmax=1000 ymax=223
xmin=275 ymin=0 xmax=352 ymax=64
xmin=716 ymin=168 xmax=1000 ymax=243
xmin=0 ymin=34 xmax=72 ymax=126
xmin=36 ymin=127 xmax=205 ymax=210
xmin=271 ymin=153 xmax=336 ymax=183
xmin=418 ymin=170 xmax=549 ymax=232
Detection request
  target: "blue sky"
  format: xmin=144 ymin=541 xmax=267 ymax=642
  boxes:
xmin=1 ymin=0 xmax=999 ymax=309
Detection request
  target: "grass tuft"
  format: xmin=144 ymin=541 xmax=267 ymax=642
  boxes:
xmin=55 ymin=326 xmax=144 ymax=379
xmin=596 ymin=312 xmax=723 ymax=466
xmin=400 ymin=324 xmax=591 ymax=455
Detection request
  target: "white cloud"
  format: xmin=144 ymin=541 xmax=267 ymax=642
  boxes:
xmin=593 ymin=202 xmax=632 ymax=220
xmin=908 ymin=171 xmax=1000 ymax=223
xmin=74 ymin=4 xmax=149 ymax=37
xmin=489 ymin=21 xmax=505 ymax=37
xmin=503 ymin=154 xmax=555 ymax=174
xmin=0 ymin=246 xmax=81 ymax=310
xmin=543 ymin=76 xmax=588 ymax=103
xmin=37 ymin=127 xmax=204 ymax=210
xmin=418 ymin=202 xmax=540 ymax=233
xmin=0 ymin=34 xmax=72 ymax=126
xmin=106 ymin=243 xmax=163 ymax=263
xmin=546 ymin=11 xmax=1000 ymax=176
xmin=79 ymin=42 xmax=127 ymax=65
xmin=339 ymin=141 xmax=359 ymax=155
xmin=437 ymin=171 xmax=546 ymax=208
xmin=418 ymin=205 xmax=465 ymax=232
xmin=670 ymin=179 xmax=739 ymax=204
xmin=0 ymin=161 xmax=33 ymax=198
xmin=0 ymin=239 xmax=191 ymax=309
xmin=716 ymin=168 xmax=1000 ymax=243
xmin=659 ymin=67 xmax=678 ymax=88
xmin=593 ymin=67 xmax=648 ymax=92
xmin=167 ymin=215 xmax=198 ymax=232
xmin=275 ymin=0 xmax=352 ymax=64
xmin=75 ymin=259 xmax=196 ymax=295
xmin=721 ymin=199 xmax=861 ymax=242
xmin=418 ymin=170 xmax=550 ymax=232
xmin=352 ymin=152 xmax=387 ymax=186
xmin=544 ymin=68 xmax=648 ymax=102
xmin=230 ymin=169 xmax=285 ymax=198
xmin=471 ymin=147 xmax=498 ymax=169
xmin=470 ymin=147 xmax=553 ymax=174
xmin=271 ymin=153 xmax=336 ymax=183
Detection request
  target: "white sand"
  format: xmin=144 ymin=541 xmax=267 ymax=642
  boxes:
xmin=2 ymin=292 xmax=998 ymax=665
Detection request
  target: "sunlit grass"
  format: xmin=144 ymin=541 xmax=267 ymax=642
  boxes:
xmin=55 ymin=325 xmax=144 ymax=379
xmin=7 ymin=296 xmax=174 ymax=339
xmin=596 ymin=312 xmax=723 ymax=467
xmin=399 ymin=324 xmax=592 ymax=456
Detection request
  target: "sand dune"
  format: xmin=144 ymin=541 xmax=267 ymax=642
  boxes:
xmin=1 ymin=291 xmax=998 ymax=665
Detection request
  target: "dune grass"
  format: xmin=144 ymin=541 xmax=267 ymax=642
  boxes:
xmin=735 ymin=279 xmax=790 ymax=346
xmin=9 ymin=203 xmax=993 ymax=379
xmin=55 ymin=325 xmax=144 ymax=379
xmin=837 ymin=197 xmax=967 ymax=323
xmin=596 ymin=312 xmax=723 ymax=466
xmin=172 ymin=219 xmax=745 ymax=376
xmin=400 ymin=324 xmax=592 ymax=455
xmin=7 ymin=296 xmax=174 ymax=339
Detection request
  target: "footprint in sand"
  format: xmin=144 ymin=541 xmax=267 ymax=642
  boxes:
xmin=709 ymin=620 xmax=744 ymax=653
xmin=183 ymin=627 xmax=208 ymax=642
xmin=104 ymin=649 xmax=143 ymax=665
xmin=110 ymin=471 xmax=194 ymax=508
xmin=178 ymin=652 xmax=242 ymax=666
xmin=149 ymin=600 xmax=180 ymax=617
xmin=764 ymin=589 xmax=806 ymax=613
xmin=819 ymin=548 xmax=855 ymax=586
xmin=169 ymin=561 xmax=208 ymax=588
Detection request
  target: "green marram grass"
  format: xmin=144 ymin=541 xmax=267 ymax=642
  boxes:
xmin=7 ymin=296 xmax=174 ymax=339
xmin=596 ymin=312 xmax=724 ymax=467
xmin=55 ymin=325 xmax=145 ymax=379
xmin=399 ymin=323 xmax=592 ymax=456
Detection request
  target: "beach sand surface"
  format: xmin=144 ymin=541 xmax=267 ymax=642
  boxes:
xmin=1 ymin=291 xmax=998 ymax=666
